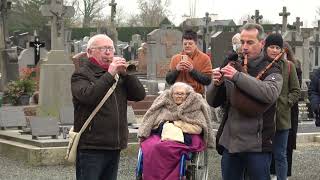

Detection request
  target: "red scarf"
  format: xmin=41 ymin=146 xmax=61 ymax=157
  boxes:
xmin=89 ymin=57 xmax=109 ymax=71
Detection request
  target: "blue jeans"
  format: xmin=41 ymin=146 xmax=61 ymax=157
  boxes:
xmin=76 ymin=149 xmax=120 ymax=180
xmin=221 ymin=149 xmax=272 ymax=180
xmin=272 ymin=129 xmax=289 ymax=180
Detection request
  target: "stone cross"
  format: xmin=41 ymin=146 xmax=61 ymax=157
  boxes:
xmin=29 ymin=36 xmax=45 ymax=65
xmin=293 ymin=17 xmax=303 ymax=33
xmin=40 ymin=0 xmax=74 ymax=50
xmin=279 ymin=6 xmax=290 ymax=34
xmin=251 ymin=10 xmax=263 ymax=24
xmin=109 ymin=0 xmax=117 ymax=24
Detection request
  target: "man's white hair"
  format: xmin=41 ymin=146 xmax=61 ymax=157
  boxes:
xmin=86 ymin=34 xmax=114 ymax=49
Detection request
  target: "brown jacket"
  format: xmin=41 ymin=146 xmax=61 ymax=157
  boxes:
xmin=169 ymin=49 xmax=212 ymax=94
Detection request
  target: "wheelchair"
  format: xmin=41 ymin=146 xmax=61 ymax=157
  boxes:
xmin=136 ymin=147 xmax=208 ymax=180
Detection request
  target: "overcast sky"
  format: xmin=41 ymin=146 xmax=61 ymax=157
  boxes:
xmin=114 ymin=0 xmax=320 ymax=27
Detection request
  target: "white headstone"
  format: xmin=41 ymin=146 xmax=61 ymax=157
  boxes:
xmin=18 ymin=48 xmax=48 ymax=70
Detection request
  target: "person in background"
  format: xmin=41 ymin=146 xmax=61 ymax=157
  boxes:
xmin=270 ymin=42 xmax=302 ymax=180
xmin=264 ymin=34 xmax=300 ymax=180
xmin=308 ymin=66 xmax=320 ymax=127
xmin=232 ymin=33 xmax=242 ymax=55
xmin=71 ymin=34 xmax=146 ymax=180
xmin=166 ymin=30 xmax=212 ymax=95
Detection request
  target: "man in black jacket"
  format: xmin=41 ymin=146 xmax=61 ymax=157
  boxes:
xmin=71 ymin=34 xmax=146 ymax=180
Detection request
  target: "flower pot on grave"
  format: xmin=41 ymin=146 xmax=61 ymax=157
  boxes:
xmin=18 ymin=94 xmax=30 ymax=106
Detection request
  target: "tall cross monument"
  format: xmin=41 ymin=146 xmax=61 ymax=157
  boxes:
xmin=38 ymin=0 xmax=75 ymax=117
xmin=279 ymin=6 xmax=290 ymax=34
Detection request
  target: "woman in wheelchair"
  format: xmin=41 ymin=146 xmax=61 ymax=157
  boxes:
xmin=138 ymin=82 xmax=214 ymax=180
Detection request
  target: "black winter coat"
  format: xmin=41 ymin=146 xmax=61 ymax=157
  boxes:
xmin=71 ymin=61 xmax=146 ymax=150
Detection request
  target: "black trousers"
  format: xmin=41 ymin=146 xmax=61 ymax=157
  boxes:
xmin=76 ymin=149 xmax=121 ymax=180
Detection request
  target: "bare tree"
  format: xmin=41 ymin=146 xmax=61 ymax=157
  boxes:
xmin=70 ymin=0 xmax=107 ymax=28
xmin=137 ymin=0 xmax=171 ymax=27
xmin=8 ymin=0 xmax=49 ymax=31
xmin=115 ymin=6 xmax=127 ymax=27
xmin=64 ymin=0 xmax=82 ymax=27
xmin=125 ymin=14 xmax=142 ymax=27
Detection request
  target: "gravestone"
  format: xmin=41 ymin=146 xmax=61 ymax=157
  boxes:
xmin=146 ymin=27 xmax=182 ymax=79
xmin=18 ymin=47 xmax=48 ymax=71
xmin=283 ymin=31 xmax=303 ymax=58
xmin=18 ymin=32 xmax=31 ymax=49
xmin=127 ymin=106 xmax=136 ymax=126
xmin=130 ymin=34 xmax=142 ymax=60
xmin=310 ymin=21 xmax=320 ymax=70
xmin=0 ymin=106 xmax=26 ymax=130
xmin=38 ymin=0 xmax=75 ymax=117
xmin=301 ymin=31 xmax=312 ymax=89
xmin=64 ymin=29 xmax=72 ymax=54
xmin=144 ymin=27 xmax=182 ymax=94
xmin=73 ymin=40 xmax=82 ymax=54
xmin=29 ymin=116 xmax=60 ymax=139
xmin=2 ymin=47 xmax=19 ymax=82
xmin=279 ymin=6 xmax=290 ymax=34
xmin=210 ymin=31 xmax=236 ymax=68
xmin=58 ymin=106 xmax=73 ymax=139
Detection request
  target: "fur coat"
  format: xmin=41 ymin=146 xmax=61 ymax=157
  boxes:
xmin=138 ymin=90 xmax=214 ymax=147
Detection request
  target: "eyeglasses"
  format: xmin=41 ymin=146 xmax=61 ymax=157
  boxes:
xmin=91 ymin=46 xmax=114 ymax=52
xmin=173 ymin=92 xmax=187 ymax=97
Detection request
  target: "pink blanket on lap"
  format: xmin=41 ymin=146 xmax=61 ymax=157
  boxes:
xmin=141 ymin=134 xmax=205 ymax=180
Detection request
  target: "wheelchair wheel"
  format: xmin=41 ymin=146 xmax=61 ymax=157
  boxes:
xmin=186 ymin=150 xmax=208 ymax=180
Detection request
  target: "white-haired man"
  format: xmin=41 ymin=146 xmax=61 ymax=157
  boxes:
xmin=71 ymin=34 xmax=146 ymax=180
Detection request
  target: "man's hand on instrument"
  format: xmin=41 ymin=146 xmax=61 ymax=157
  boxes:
xmin=220 ymin=64 xmax=238 ymax=80
xmin=108 ymin=57 xmax=127 ymax=76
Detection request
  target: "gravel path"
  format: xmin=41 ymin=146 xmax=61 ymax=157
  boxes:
xmin=0 ymin=143 xmax=319 ymax=180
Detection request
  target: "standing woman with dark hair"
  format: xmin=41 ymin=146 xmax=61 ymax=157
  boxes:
xmin=266 ymin=34 xmax=301 ymax=180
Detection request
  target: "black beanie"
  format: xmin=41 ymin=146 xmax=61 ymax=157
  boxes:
xmin=265 ymin=33 xmax=283 ymax=49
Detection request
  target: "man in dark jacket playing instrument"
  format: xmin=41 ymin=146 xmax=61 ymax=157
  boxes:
xmin=71 ymin=34 xmax=146 ymax=180
xmin=206 ymin=23 xmax=283 ymax=180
